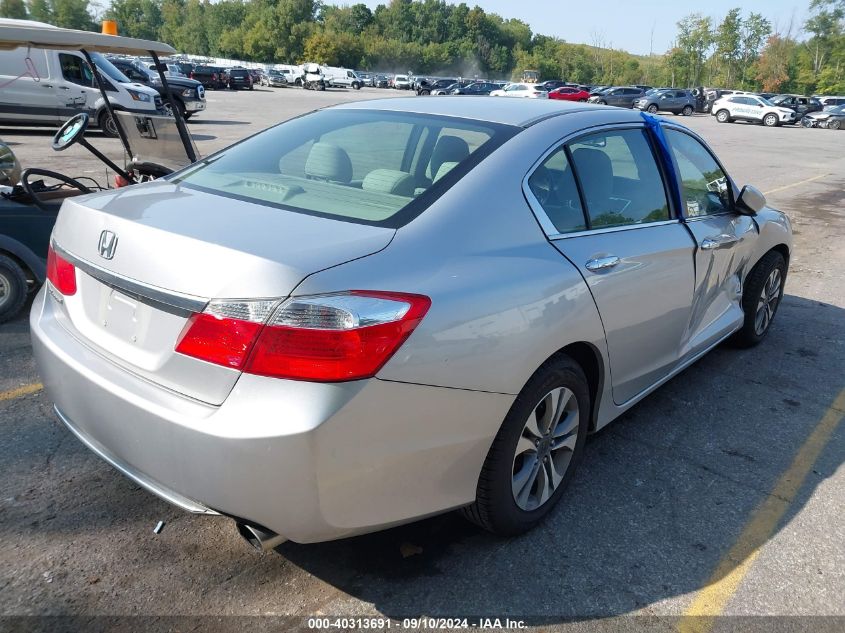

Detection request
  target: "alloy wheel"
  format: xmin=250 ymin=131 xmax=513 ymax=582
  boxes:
xmin=0 ymin=271 xmax=9 ymax=308
xmin=755 ymin=268 xmax=782 ymax=335
xmin=511 ymin=387 xmax=579 ymax=511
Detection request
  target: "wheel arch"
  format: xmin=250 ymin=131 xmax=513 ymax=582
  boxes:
xmin=0 ymin=235 xmax=44 ymax=284
xmin=537 ymin=341 xmax=606 ymax=433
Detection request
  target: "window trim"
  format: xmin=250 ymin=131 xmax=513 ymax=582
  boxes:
xmin=521 ymin=122 xmax=680 ymax=240
xmin=660 ymin=124 xmax=738 ymax=221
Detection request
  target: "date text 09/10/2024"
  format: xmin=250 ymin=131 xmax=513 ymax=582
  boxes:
xmin=307 ymin=617 xmax=528 ymax=629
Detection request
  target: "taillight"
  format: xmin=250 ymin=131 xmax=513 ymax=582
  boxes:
xmin=175 ymin=291 xmax=430 ymax=382
xmin=174 ymin=300 xmax=277 ymax=369
xmin=46 ymin=244 xmax=76 ymax=296
xmin=212 ymin=73 xmax=217 ymax=81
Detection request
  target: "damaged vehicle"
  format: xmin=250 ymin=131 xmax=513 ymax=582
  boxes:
xmin=30 ymin=98 xmax=792 ymax=548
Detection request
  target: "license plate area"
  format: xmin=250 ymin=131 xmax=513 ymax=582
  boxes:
xmin=102 ymin=288 xmax=148 ymax=344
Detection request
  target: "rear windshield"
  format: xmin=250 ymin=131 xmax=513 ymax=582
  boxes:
xmin=230 ymin=70 xmax=249 ymax=77
xmin=172 ymin=109 xmax=516 ymax=227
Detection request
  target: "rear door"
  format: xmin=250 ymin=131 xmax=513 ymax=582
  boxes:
xmin=525 ymin=126 xmax=697 ymax=404
xmin=663 ymin=128 xmax=758 ymax=358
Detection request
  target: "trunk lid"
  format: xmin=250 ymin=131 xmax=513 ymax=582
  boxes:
xmin=50 ymin=182 xmax=394 ymax=405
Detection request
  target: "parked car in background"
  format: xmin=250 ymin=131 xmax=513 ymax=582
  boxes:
xmin=171 ymin=61 xmax=193 ymax=77
xmin=817 ymin=96 xmax=845 ymax=108
xmin=32 ymin=98 xmax=792 ymax=548
xmin=588 ymin=86 xmax=644 ymax=108
xmin=769 ymin=95 xmax=823 ymax=120
xmin=452 ymin=81 xmax=499 ymax=95
xmin=417 ymin=78 xmax=455 ymax=95
xmin=539 ymin=80 xmax=569 ymax=91
xmin=324 ymin=67 xmax=363 ymax=90
xmin=0 ymin=44 xmax=161 ymax=137
xmin=490 ymin=83 xmax=549 ymax=98
xmin=227 ymin=68 xmax=253 ymax=90
xmin=190 ymin=65 xmax=228 ymax=90
xmin=432 ymin=81 xmax=469 ymax=95
xmin=712 ymin=94 xmax=797 ymax=126
xmin=260 ymin=69 xmax=288 ymax=87
xmin=374 ymin=74 xmax=390 ymax=88
xmin=109 ymin=57 xmax=206 ymax=119
xmin=392 ymin=74 xmax=411 ymax=89
xmin=634 ymin=88 xmax=696 ymax=116
xmin=547 ymin=86 xmax=591 ymax=102
xmin=356 ymin=71 xmax=373 ymax=85
xmin=801 ymin=104 xmax=845 ymax=129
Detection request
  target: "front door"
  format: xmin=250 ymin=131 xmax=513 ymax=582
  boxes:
xmin=527 ymin=127 xmax=697 ymax=405
xmin=663 ymin=128 xmax=759 ymax=359
xmin=56 ymin=53 xmax=93 ymax=119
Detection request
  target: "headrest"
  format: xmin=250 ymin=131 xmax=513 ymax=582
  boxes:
xmin=430 ymin=135 xmax=469 ymax=178
xmin=304 ymin=142 xmax=352 ymax=183
xmin=362 ymin=169 xmax=415 ymax=197
xmin=433 ymin=161 xmax=458 ymax=183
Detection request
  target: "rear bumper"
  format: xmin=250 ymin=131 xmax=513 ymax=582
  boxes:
xmin=30 ymin=288 xmax=513 ymax=543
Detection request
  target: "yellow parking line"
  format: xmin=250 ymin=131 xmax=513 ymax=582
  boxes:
xmin=0 ymin=382 xmax=43 ymax=402
xmin=764 ymin=174 xmax=829 ymax=196
xmin=677 ymin=387 xmax=845 ymax=633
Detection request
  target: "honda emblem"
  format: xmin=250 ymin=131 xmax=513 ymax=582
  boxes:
xmin=98 ymin=230 xmax=118 ymax=260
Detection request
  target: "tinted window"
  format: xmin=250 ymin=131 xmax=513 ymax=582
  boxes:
xmin=174 ymin=109 xmax=512 ymax=227
xmin=568 ymin=129 xmax=670 ymax=229
xmin=666 ymin=130 xmax=731 ymax=217
xmin=527 ymin=147 xmax=587 ymax=234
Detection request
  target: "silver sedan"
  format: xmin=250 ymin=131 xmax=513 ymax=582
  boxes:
xmin=31 ymin=98 xmax=792 ymax=547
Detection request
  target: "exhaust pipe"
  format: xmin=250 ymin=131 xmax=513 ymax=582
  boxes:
xmin=236 ymin=522 xmax=286 ymax=551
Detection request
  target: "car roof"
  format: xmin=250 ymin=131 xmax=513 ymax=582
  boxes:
xmin=332 ymin=96 xmax=625 ymax=127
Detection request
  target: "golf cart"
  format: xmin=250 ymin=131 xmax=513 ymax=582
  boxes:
xmin=0 ymin=21 xmax=198 ymax=322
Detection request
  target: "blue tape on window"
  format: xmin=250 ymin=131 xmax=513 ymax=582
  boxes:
xmin=641 ymin=112 xmax=683 ymax=215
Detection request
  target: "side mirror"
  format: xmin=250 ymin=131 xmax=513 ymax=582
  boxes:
xmin=0 ymin=141 xmax=22 ymax=187
xmin=737 ymin=185 xmax=766 ymax=215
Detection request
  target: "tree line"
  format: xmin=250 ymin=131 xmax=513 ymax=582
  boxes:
xmin=1 ymin=0 xmax=842 ymax=93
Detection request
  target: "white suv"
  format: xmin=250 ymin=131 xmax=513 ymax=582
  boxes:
xmin=712 ymin=95 xmax=797 ymax=127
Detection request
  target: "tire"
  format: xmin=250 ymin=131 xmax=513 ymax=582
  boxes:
xmin=597 ymin=100 xmax=607 ymax=105
xmin=682 ymin=105 xmax=694 ymax=116
xmin=0 ymin=254 xmax=28 ymax=324
xmin=462 ymin=355 xmax=590 ymax=536
xmin=162 ymin=98 xmax=186 ymax=119
xmin=647 ymin=104 xmax=658 ymax=114
xmin=829 ymin=119 xmax=841 ymax=130
xmin=97 ymin=110 xmax=119 ymax=137
xmin=352 ymin=82 xmax=361 ymax=90
xmin=763 ymin=113 xmax=779 ymax=127
xmin=730 ymin=251 xmax=786 ymax=348
xmin=715 ymin=109 xmax=730 ymax=123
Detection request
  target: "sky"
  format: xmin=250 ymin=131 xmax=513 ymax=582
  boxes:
xmin=362 ymin=0 xmax=811 ymax=55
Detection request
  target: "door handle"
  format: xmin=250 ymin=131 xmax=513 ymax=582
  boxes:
xmin=701 ymin=235 xmax=739 ymax=250
xmin=58 ymin=86 xmax=70 ymax=90
xmin=585 ymin=255 xmax=620 ymax=271
xmin=41 ymin=84 xmax=53 ymax=88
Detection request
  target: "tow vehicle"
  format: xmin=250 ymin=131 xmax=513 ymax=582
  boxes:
xmin=0 ymin=20 xmax=199 ymax=322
